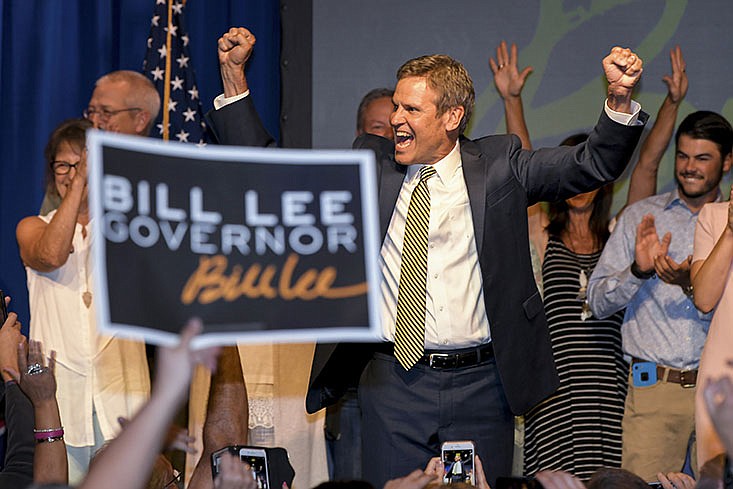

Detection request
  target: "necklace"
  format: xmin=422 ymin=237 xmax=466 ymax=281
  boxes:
xmin=81 ymin=224 xmax=92 ymax=309
xmin=576 ymin=267 xmax=592 ymax=321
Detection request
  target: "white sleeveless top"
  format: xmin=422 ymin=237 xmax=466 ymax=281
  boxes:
xmin=26 ymin=211 xmax=150 ymax=447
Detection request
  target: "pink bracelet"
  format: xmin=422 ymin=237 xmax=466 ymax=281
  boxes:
xmin=34 ymin=428 xmax=64 ymax=439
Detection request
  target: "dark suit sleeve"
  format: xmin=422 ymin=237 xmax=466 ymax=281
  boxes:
xmin=0 ymin=383 xmax=34 ymax=487
xmin=511 ymin=109 xmax=648 ymax=204
xmin=205 ymin=95 xmax=276 ymax=147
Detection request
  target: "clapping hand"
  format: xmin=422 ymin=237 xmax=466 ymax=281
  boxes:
xmin=634 ymin=214 xmax=671 ymax=274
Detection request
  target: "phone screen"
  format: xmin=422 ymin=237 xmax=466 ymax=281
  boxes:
xmin=239 ymin=449 xmax=269 ymax=489
xmin=442 ymin=447 xmax=475 ymax=485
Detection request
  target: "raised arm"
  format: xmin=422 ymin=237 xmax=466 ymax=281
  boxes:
xmin=207 ymin=27 xmax=275 ymax=147
xmin=187 ymin=346 xmax=249 ymax=489
xmin=6 ymin=340 xmax=68 ymax=485
xmin=489 ymin=41 xmax=533 ymax=150
xmin=16 ymin=154 xmax=88 ymax=272
xmin=691 ymin=193 xmax=733 ymax=313
xmin=626 ymin=46 xmax=688 ymax=208
xmin=490 ymin=42 xmax=549 ymax=265
xmin=604 ymin=46 xmax=643 ymax=114
xmin=77 ymin=319 xmax=220 ymax=489
xmin=218 ymin=27 xmax=255 ymax=98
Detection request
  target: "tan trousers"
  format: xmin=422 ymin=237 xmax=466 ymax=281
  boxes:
xmin=621 ymin=371 xmax=697 ymax=481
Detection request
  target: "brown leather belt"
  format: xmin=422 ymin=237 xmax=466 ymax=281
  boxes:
xmin=374 ymin=342 xmax=494 ymax=369
xmin=632 ymin=358 xmax=697 ymax=388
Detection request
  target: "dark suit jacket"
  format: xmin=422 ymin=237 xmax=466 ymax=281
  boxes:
xmin=207 ymin=96 xmax=647 ymax=416
xmin=307 ymin=109 xmax=648 ymax=416
xmin=206 ymin=95 xmax=276 ymax=148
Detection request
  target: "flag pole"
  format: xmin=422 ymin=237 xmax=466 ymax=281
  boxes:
xmin=162 ymin=0 xmax=174 ymax=141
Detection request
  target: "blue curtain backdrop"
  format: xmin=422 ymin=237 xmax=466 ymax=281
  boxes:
xmin=0 ymin=0 xmax=281 ymax=327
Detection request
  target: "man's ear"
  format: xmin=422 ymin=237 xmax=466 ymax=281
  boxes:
xmin=723 ymin=151 xmax=733 ymax=173
xmin=443 ymin=106 xmax=465 ymax=133
xmin=135 ymin=111 xmax=151 ymax=136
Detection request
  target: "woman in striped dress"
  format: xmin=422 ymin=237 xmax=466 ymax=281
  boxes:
xmin=523 ymin=135 xmax=626 ymax=480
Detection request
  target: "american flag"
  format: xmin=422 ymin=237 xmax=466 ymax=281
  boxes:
xmin=142 ymin=0 xmax=207 ymax=145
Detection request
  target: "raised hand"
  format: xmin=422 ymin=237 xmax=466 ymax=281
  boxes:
xmin=489 ymin=41 xmax=533 ymax=99
xmin=662 ymin=46 xmax=688 ymax=105
xmin=218 ymin=27 xmax=256 ymax=97
xmin=218 ymin=27 xmax=256 ymax=70
xmin=634 ymin=214 xmax=671 ymax=273
xmin=6 ymin=339 xmax=57 ymax=406
xmin=0 ymin=312 xmax=23 ymax=382
xmin=603 ymin=46 xmax=643 ymax=112
xmin=72 ymin=148 xmax=88 ymax=190
xmin=152 ymin=318 xmax=221 ymax=406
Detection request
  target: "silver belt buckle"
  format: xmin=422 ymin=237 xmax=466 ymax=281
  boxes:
xmin=679 ymin=369 xmax=696 ymax=388
xmin=428 ymin=353 xmax=450 ymax=368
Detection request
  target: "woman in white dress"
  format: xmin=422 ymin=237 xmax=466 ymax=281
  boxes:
xmin=16 ymin=119 xmax=150 ymax=484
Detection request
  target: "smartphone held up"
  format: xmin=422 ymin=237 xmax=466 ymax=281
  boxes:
xmin=441 ymin=440 xmax=475 ymax=485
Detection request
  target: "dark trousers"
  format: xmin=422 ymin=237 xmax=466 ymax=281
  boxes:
xmin=359 ymin=350 xmax=513 ymax=488
xmin=325 ymin=388 xmax=363 ymax=480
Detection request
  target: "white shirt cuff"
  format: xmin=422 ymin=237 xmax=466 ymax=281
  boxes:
xmin=604 ymin=99 xmax=642 ymax=126
xmin=213 ymin=90 xmax=250 ymax=110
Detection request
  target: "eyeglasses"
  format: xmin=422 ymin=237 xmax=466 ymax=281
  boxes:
xmin=52 ymin=161 xmax=81 ymax=175
xmin=83 ymin=107 xmax=141 ymax=121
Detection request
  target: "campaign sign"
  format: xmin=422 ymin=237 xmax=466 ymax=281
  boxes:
xmin=87 ymin=130 xmax=381 ymax=347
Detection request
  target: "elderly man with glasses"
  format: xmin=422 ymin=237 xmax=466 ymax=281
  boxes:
xmin=40 ymin=70 xmax=160 ymax=214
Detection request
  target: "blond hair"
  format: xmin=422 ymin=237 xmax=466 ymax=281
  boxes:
xmin=397 ymin=54 xmax=474 ymax=135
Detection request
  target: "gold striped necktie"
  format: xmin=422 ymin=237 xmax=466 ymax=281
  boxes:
xmin=394 ymin=164 xmax=437 ymax=370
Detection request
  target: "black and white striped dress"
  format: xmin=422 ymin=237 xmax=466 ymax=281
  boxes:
xmin=523 ymin=236 xmax=626 ymax=480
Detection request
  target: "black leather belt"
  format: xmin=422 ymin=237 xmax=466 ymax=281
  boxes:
xmin=374 ymin=342 xmax=494 ymax=369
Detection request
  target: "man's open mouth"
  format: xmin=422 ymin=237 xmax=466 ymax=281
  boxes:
xmin=395 ymin=131 xmax=413 ymax=148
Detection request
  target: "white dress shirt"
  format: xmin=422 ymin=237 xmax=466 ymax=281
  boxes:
xmin=375 ymin=100 xmax=641 ymax=350
xmin=379 ymin=141 xmax=491 ymax=349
